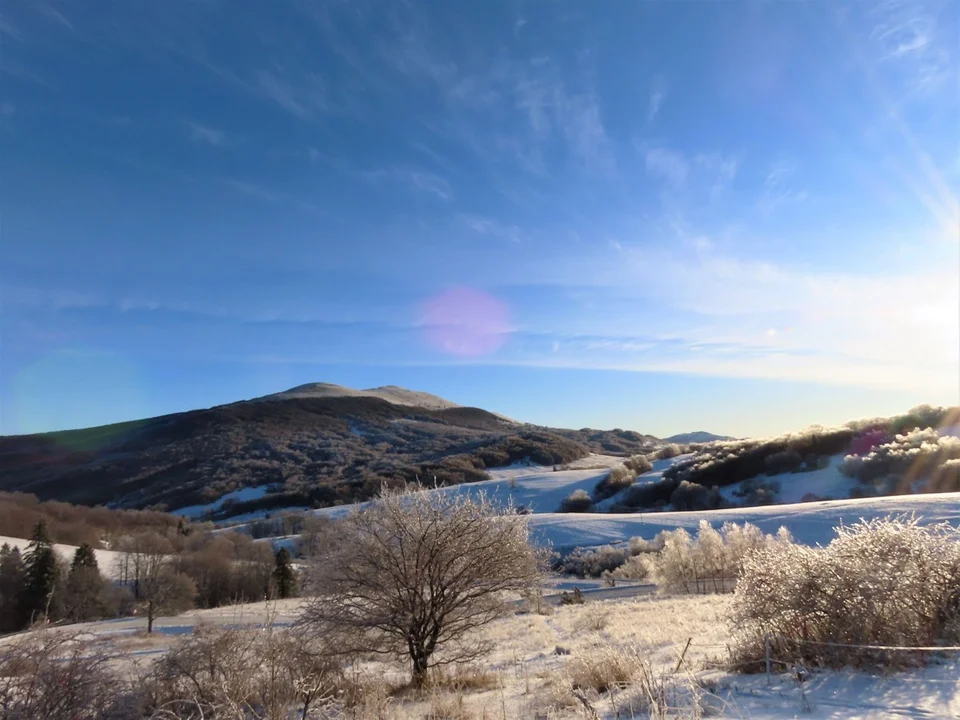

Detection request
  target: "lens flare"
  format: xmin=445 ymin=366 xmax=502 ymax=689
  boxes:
xmin=419 ymin=287 xmax=511 ymax=357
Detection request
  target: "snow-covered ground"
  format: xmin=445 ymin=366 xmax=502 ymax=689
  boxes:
xmin=22 ymin=591 xmax=960 ymax=718
xmin=0 ymin=535 xmax=124 ymax=579
xmin=528 ymin=491 xmax=960 ymax=549
xmin=172 ymin=485 xmax=270 ymax=518
xmin=721 ymin=453 xmax=858 ymax=505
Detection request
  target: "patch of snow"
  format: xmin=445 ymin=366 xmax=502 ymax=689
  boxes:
xmin=173 ymin=486 xmax=270 ymax=518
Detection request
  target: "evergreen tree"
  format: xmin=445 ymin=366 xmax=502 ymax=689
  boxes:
xmin=19 ymin=521 xmax=61 ymax=625
xmin=71 ymin=543 xmax=99 ymax=572
xmin=0 ymin=544 xmax=25 ymax=632
xmin=272 ymin=547 xmax=297 ymax=599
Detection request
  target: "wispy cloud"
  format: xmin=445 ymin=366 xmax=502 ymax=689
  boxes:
xmin=223 ymin=179 xmax=325 ymax=216
xmin=37 ymin=4 xmax=73 ymax=31
xmin=362 ymin=167 xmax=453 ymax=200
xmin=647 ymin=78 xmax=666 ymax=124
xmin=644 ymin=147 xmax=688 ymax=186
xmin=757 ymin=162 xmax=807 ymax=214
xmin=460 ymin=214 xmax=525 ymax=243
xmin=187 ymin=122 xmax=228 ymax=147
xmin=254 ymin=69 xmax=327 ymax=120
xmin=0 ymin=16 xmax=22 ymax=41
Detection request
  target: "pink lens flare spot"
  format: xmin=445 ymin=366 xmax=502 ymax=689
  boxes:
xmin=420 ymin=288 xmax=511 ymax=357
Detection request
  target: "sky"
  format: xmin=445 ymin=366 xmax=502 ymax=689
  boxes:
xmin=1 ymin=0 xmax=958 ymax=438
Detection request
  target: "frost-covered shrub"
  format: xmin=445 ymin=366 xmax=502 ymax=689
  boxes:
xmin=733 ymin=477 xmax=780 ymax=505
xmin=670 ymin=481 xmax=723 ymax=511
xmin=618 ymin=477 xmax=680 ymax=509
xmin=594 ymin=463 xmax=638 ymax=500
xmin=840 ymin=428 xmax=960 ymax=486
xmin=763 ymin=449 xmax=802 ymax=475
xmin=557 ymin=545 xmax=629 ymax=578
xmin=654 ymin=444 xmax=683 ymax=460
xmin=929 ymin=458 xmax=960 ymax=493
xmin=608 ymin=554 xmax=649 ymax=580
xmin=732 ymin=516 xmax=960 ymax=669
xmin=624 ymin=454 xmax=654 ymax=474
xmin=849 ymin=429 xmax=893 ymax=457
xmin=646 ymin=521 xmax=789 ymax=595
xmin=559 ymin=489 xmax=593 ymax=513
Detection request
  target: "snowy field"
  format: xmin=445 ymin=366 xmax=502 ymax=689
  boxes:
xmin=0 ymin=534 xmax=124 ymax=580
xmin=528 ymin=491 xmax=960 ymax=549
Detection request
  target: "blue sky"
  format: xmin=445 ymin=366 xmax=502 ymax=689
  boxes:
xmin=1 ymin=0 xmax=958 ymax=438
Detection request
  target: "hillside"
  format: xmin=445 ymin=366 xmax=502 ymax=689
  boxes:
xmin=0 ymin=384 xmax=653 ymax=518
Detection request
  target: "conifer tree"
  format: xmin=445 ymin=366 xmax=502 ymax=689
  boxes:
xmin=19 ymin=521 xmax=61 ymax=624
xmin=0 ymin=544 xmax=25 ymax=632
xmin=272 ymin=547 xmax=297 ymax=599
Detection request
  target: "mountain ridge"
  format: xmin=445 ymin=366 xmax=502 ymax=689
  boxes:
xmin=0 ymin=383 xmax=656 ymax=519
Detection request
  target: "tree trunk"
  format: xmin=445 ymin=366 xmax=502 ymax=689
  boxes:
xmin=147 ymin=600 xmax=155 ymax=633
xmin=411 ymin=648 xmax=429 ymax=688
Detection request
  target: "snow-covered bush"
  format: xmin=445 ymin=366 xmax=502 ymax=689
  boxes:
xmin=646 ymin=521 xmax=790 ymax=595
xmin=559 ymin=489 xmax=594 ymax=513
xmin=557 ymin=545 xmax=629 ymax=578
xmin=617 ymin=477 xmax=680 ymax=510
xmin=654 ymin=444 xmax=683 ymax=460
xmin=559 ymin=533 xmax=666 ymax=579
xmin=839 ymin=428 xmax=960 ymax=487
xmin=930 ymin=458 xmax=960 ymax=493
xmin=763 ymin=449 xmax=802 ymax=475
xmin=594 ymin=463 xmax=637 ymax=500
xmin=732 ymin=516 xmax=960 ymax=669
xmin=624 ymin=454 xmax=654 ymax=474
xmin=849 ymin=428 xmax=893 ymax=457
xmin=733 ymin=477 xmax=780 ymax=505
xmin=670 ymin=481 xmax=723 ymax=511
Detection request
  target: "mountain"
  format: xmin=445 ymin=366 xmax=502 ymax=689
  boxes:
xmin=663 ymin=431 xmax=735 ymax=444
xmin=0 ymin=384 xmax=652 ymax=520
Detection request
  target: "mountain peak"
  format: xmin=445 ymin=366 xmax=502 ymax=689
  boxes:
xmin=258 ymin=383 xmax=461 ymax=410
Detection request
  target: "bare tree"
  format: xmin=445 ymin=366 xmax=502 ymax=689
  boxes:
xmin=116 ymin=531 xmax=194 ymax=632
xmin=300 ymin=486 xmax=540 ymax=687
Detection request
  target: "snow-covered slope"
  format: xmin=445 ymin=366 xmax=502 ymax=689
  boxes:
xmin=527 ymin=492 xmax=960 ymax=549
xmin=309 ymin=454 xmax=624 ymax=521
xmin=0 ymin=535 xmax=123 ymax=579
xmin=721 ymin=453 xmax=858 ymax=505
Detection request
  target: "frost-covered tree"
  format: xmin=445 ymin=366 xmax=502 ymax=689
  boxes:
xmin=301 ymin=486 xmax=540 ymax=686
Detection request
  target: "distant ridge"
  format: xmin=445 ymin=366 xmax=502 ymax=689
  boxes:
xmin=663 ymin=431 xmax=734 ymax=444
